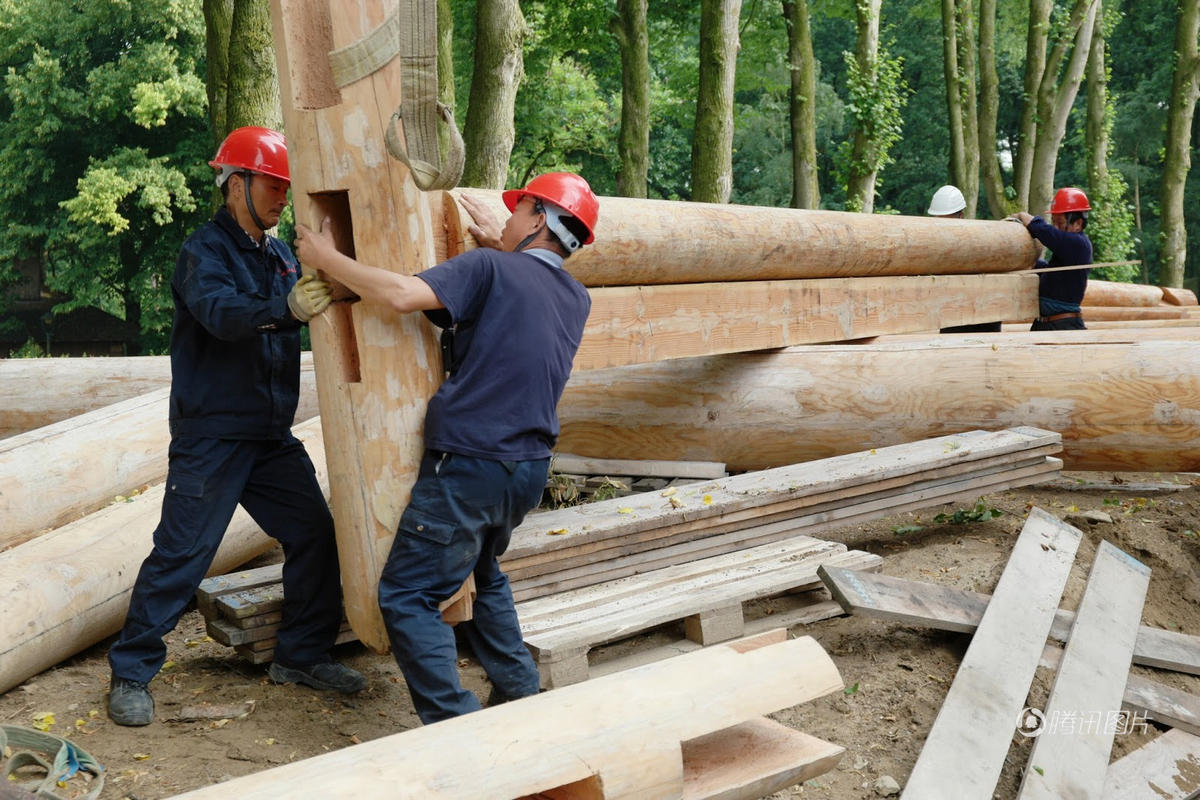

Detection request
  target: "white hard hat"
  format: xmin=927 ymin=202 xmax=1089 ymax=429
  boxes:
xmin=928 ymin=185 xmax=966 ymax=216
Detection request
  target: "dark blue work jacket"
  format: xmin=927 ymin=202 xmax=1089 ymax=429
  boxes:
xmin=167 ymin=207 xmax=303 ymax=440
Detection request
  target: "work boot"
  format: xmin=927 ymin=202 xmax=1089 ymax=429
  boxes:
xmin=108 ymin=676 xmax=154 ymax=726
xmin=268 ymin=661 xmax=367 ymax=694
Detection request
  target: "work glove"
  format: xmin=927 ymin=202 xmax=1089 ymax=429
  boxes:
xmin=287 ymin=274 xmax=332 ymax=322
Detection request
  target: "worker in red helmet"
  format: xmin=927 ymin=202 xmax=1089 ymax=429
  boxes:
xmin=106 ymin=127 xmax=364 ymax=728
xmin=295 ymin=171 xmax=598 ymax=723
xmin=1010 ymin=187 xmax=1094 ymax=330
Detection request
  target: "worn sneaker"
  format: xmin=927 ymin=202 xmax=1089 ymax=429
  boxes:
xmin=268 ymin=661 xmax=367 ymax=694
xmin=108 ymin=676 xmax=154 ymax=726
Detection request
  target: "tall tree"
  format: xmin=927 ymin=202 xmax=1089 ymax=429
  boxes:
xmin=1160 ymin=0 xmax=1200 ymax=287
xmin=841 ymin=0 xmax=906 ymax=212
xmin=0 ymin=0 xmax=210 ymax=355
xmin=783 ymin=0 xmax=820 ymax=208
xmin=437 ymin=0 xmax=456 ymax=162
xmin=941 ymin=0 xmax=980 ymax=216
xmin=976 ymin=0 xmax=1008 ymax=217
xmin=612 ymin=0 xmax=650 ymax=197
xmin=462 ymin=0 xmax=526 ymax=188
xmin=691 ymin=0 xmax=742 ymax=203
xmin=202 ymin=0 xmax=279 ymax=143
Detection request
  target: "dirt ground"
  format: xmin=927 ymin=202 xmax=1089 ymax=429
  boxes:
xmin=4 ymin=470 xmax=1200 ymax=800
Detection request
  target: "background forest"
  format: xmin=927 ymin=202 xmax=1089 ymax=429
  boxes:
xmin=0 ymin=0 xmax=1196 ymax=356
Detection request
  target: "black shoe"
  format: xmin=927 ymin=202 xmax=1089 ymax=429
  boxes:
xmin=108 ymin=676 xmax=154 ymax=726
xmin=486 ymin=685 xmax=537 ymax=707
xmin=268 ymin=661 xmax=367 ymax=694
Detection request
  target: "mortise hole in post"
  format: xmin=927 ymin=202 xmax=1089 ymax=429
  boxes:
xmin=276 ymin=0 xmax=341 ymax=110
xmin=515 ymin=774 xmax=605 ymax=800
xmin=308 ymin=190 xmax=360 ymax=384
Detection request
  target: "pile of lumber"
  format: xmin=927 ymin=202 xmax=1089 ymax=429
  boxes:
xmin=169 ymin=632 xmax=848 ymax=800
xmin=1082 ymin=278 xmax=1200 ymax=326
xmin=821 ymin=509 xmax=1200 ymax=797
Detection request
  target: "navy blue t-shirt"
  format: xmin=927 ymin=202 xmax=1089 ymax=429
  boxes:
xmin=1028 ymin=216 xmax=1092 ymax=305
xmin=416 ymin=247 xmax=591 ymax=460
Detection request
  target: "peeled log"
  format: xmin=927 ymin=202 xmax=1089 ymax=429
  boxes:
xmin=1083 ymin=306 xmax=1189 ymax=321
xmin=0 ymin=417 xmax=327 ymax=695
xmin=0 ymin=371 xmax=319 ymax=551
xmin=0 ymin=353 xmax=315 ymax=440
xmin=444 ymin=190 xmax=1042 ymax=286
xmin=1083 ymin=280 xmax=1165 ymax=307
xmin=556 ymin=329 xmax=1200 ymax=473
xmin=1163 ymin=286 xmax=1199 ymax=306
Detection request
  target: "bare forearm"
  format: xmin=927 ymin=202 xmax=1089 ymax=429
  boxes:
xmin=310 ymin=249 xmax=441 ymax=314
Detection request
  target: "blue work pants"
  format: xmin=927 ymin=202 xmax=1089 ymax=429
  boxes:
xmin=108 ymin=434 xmax=341 ymax=683
xmin=378 ymin=450 xmax=546 ymax=724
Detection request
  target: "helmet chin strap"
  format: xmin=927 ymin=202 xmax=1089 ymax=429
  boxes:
xmin=241 ymin=172 xmax=270 ymax=235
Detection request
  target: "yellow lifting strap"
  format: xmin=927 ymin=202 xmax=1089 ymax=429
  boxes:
xmin=327 ymin=0 xmax=465 ymax=191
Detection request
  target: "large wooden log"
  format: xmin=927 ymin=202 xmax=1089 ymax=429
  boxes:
xmin=168 ymin=635 xmax=843 ymax=800
xmin=0 ymin=417 xmax=327 ymax=696
xmin=0 ymin=371 xmax=319 ymax=551
xmin=1083 ymin=305 xmax=1189 ymax=321
xmin=443 ymin=190 xmax=1042 ymax=286
xmin=0 ymin=353 xmax=315 ymax=440
xmin=1083 ymin=279 xmax=1165 ymax=307
xmin=557 ymin=329 xmax=1200 ymax=473
xmin=270 ymin=1 xmax=443 ymax=652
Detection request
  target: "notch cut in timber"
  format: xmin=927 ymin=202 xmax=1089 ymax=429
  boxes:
xmin=306 ymin=190 xmax=361 ymax=385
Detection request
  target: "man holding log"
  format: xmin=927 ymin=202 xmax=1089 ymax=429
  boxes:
xmin=1011 ymin=187 xmax=1094 ymax=331
xmin=107 ymin=127 xmax=366 ymax=727
xmin=294 ymin=172 xmax=598 ymax=724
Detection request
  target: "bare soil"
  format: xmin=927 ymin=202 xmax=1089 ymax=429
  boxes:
xmin=4 ymin=471 xmax=1200 ymax=799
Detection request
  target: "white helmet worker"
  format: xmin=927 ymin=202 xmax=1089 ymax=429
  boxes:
xmin=927 ymin=185 xmax=966 ymax=217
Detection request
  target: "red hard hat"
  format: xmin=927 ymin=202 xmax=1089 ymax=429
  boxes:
xmin=1049 ymin=187 xmax=1090 ymax=214
xmin=503 ymin=172 xmax=598 ymax=244
xmin=209 ymin=126 xmax=289 ymax=182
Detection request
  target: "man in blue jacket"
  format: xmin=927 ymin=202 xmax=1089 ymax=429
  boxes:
xmin=294 ymin=172 xmax=597 ymax=724
xmin=1011 ymin=187 xmax=1094 ymax=331
xmin=107 ymin=127 xmax=366 ymax=727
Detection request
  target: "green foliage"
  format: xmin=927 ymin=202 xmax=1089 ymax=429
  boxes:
xmin=834 ymin=43 xmax=909 ymax=211
xmin=934 ymin=500 xmax=1003 ymax=525
xmin=0 ymin=0 xmax=212 ymax=354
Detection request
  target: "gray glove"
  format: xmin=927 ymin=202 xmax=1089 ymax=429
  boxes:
xmin=287 ymin=274 xmax=332 ymax=322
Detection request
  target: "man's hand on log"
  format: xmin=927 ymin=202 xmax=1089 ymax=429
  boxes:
xmin=459 ymin=193 xmax=503 ymax=250
xmin=294 ymin=218 xmax=337 ymax=272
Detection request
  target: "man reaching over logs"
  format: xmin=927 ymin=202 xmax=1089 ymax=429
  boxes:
xmin=107 ymin=127 xmax=365 ymax=727
xmin=294 ymin=172 xmax=598 ymax=724
xmin=1010 ymin=187 xmax=1094 ymax=331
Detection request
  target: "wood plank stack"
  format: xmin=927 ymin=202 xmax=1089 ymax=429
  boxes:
xmin=168 ymin=632 xmax=848 ymax=800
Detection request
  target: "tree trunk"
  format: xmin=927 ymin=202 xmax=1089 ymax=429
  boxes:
xmin=1014 ymin=0 xmax=1050 ymax=208
xmin=226 ymin=0 xmax=281 ymax=132
xmin=690 ymin=0 xmax=742 ymax=204
xmin=1085 ymin=0 xmax=1111 ymax=246
xmin=957 ymin=0 xmax=980 ymax=218
xmin=941 ymin=0 xmax=966 ymax=205
xmin=977 ymin=0 xmax=1009 ymax=217
xmin=203 ymin=0 xmax=234 ymax=143
xmin=783 ymin=0 xmax=820 ymax=209
xmin=462 ymin=0 xmax=526 ymax=188
xmin=846 ymin=0 xmax=882 ymax=213
xmin=1028 ymin=0 xmax=1099 ymax=214
xmin=1160 ymin=0 xmax=1200 ymax=288
xmin=613 ymin=0 xmax=650 ymax=198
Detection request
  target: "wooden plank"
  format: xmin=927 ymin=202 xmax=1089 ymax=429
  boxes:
xmin=576 ymin=274 xmax=1038 ymax=370
xmin=819 ymin=564 xmax=1200 ymax=676
xmin=552 ymin=453 xmax=727 ymax=480
xmin=1039 ymin=644 xmax=1200 ymax=737
xmin=1017 ymin=541 xmax=1151 ymax=799
xmin=169 ymin=636 xmax=843 ymax=799
xmin=510 ymin=457 xmax=1057 ymax=601
xmin=681 ymin=718 xmax=844 ymax=800
xmin=1102 ymin=729 xmax=1200 ymax=800
xmin=901 ymin=507 xmax=1082 ymax=800
xmin=235 ymin=626 xmax=356 ymax=666
xmin=555 ymin=335 xmax=1200 ymax=473
xmin=508 ymin=427 xmax=1061 ymax=563
xmin=196 ymin=563 xmax=284 ymax=618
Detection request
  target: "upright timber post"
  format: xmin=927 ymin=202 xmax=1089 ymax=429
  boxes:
xmin=269 ymin=0 xmax=440 ymax=651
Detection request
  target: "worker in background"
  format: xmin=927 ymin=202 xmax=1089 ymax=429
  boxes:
xmin=929 ymin=185 xmax=1003 ymax=333
xmin=1010 ymin=187 xmax=1093 ymax=331
xmin=294 ymin=172 xmax=598 ymax=724
xmin=107 ymin=127 xmax=365 ymax=727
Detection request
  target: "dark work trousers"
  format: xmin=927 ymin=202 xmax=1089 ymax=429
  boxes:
xmin=1030 ymin=317 xmax=1086 ymax=331
xmin=108 ymin=434 xmax=342 ymax=684
xmin=378 ymin=450 xmax=547 ymax=724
